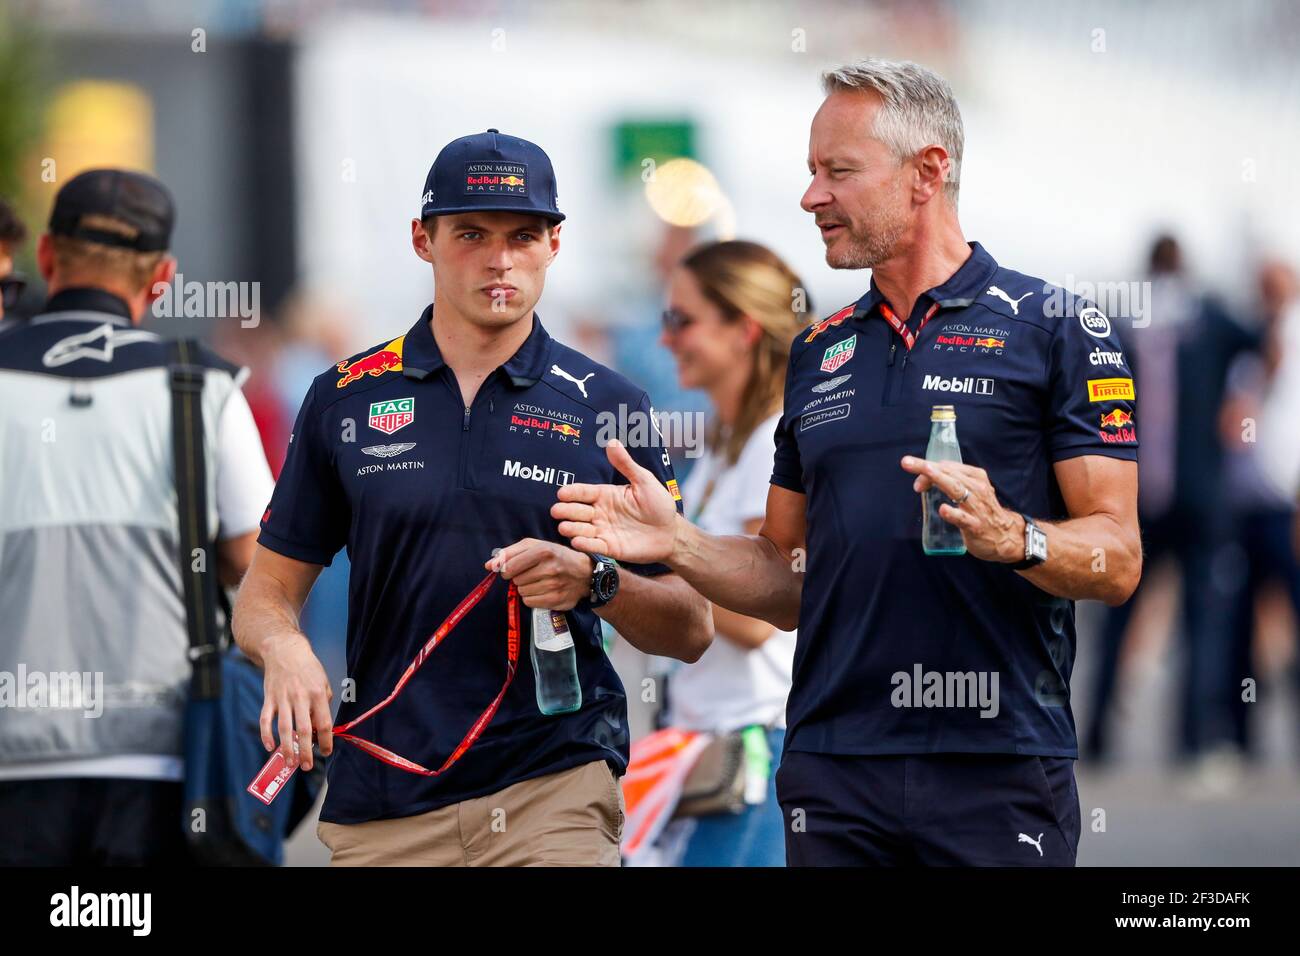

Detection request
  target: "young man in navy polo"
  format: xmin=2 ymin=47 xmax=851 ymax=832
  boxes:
xmin=233 ymin=130 xmax=711 ymax=867
xmin=552 ymin=60 xmax=1142 ymax=866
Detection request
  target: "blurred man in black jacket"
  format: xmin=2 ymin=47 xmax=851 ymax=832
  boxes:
xmin=1085 ymin=235 xmax=1257 ymax=767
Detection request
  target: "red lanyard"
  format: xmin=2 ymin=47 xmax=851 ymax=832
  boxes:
xmin=332 ymin=571 xmax=521 ymax=775
xmin=879 ymin=301 xmax=940 ymax=351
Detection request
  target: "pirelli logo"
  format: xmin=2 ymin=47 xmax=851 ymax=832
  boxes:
xmin=666 ymin=479 xmax=682 ymax=501
xmin=1087 ymin=378 xmax=1135 ymax=402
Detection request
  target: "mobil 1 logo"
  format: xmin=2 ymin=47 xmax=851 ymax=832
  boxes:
xmin=921 ymin=374 xmax=994 ymax=396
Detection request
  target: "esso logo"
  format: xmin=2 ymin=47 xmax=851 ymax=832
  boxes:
xmin=1079 ymin=307 xmax=1112 ymax=339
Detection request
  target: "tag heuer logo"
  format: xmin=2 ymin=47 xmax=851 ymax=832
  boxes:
xmin=369 ymin=397 xmax=414 ymax=435
xmin=821 ymin=335 xmax=857 ymax=373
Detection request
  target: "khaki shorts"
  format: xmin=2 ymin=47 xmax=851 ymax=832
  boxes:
xmin=317 ymin=759 xmax=625 ymax=867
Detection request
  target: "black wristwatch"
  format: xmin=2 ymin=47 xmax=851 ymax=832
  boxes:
xmin=1012 ymin=513 xmax=1048 ymax=570
xmin=589 ymin=554 xmax=620 ymax=608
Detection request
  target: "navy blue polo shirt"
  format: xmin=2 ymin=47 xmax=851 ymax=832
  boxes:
xmin=259 ymin=307 xmax=683 ymax=824
xmin=772 ymin=242 xmax=1137 ymax=758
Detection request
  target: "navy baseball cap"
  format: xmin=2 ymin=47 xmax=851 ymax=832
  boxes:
xmin=420 ymin=128 xmax=564 ymax=224
xmin=49 ymin=168 xmax=175 ymax=252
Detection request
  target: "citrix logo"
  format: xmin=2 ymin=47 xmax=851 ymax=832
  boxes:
xmin=1088 ymin=346 xmax=1125 ymax=367
xmin=921 ymin=374 xmax=994 ymax=395
xmin=502 ymin=459 xmax=575 ymax=485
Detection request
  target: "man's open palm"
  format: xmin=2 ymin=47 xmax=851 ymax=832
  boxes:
xmin=551 ymin=439 xmax=677 ymax=564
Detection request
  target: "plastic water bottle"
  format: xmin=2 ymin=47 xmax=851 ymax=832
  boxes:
xmin=531 ymin=607 xmax=582 ymax=715
xmin=922 ymin=405 xmax=967 ymax=556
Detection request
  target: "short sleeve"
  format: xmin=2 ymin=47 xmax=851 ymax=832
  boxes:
xmin=257 ymin=381 xmax=350 ymax=565
xmin=1048 ymin=302 xmax=1138 ymax=462
xmin=215 ymin=387 xmax=275 ymax=538
xmin=770 ymin=348 xmax=806 ymax=492
xmin=614 ymin=391 xmax=683 ymax=577
xmin=732 ymin=413 xmax=782 ymax=522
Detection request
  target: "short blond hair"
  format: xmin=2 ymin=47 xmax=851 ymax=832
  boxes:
xmin=51 ymin=214 xmax=165 ymax=292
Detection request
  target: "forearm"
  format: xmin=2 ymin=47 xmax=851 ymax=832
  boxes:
xmin=668 ymin=514 xmax=803 ymax=632
xmin=1014 ymin=513 xmax=1141 ymax=606
xmin=711 ymin=604 xmax=778 ymax=649
xmin=596 ymin=571 xmax=712 ymax=663
xmin=231 ymin=569 xmax=310 ymax=667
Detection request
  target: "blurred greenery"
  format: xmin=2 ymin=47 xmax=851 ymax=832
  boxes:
xmin=0 ymin=8 xmax=48 ymax=260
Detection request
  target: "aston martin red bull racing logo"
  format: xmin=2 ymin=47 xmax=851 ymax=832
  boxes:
xmin=804 ymin=304 xmax=855 ymax=343
xmin=508 ymin=403 xmax=583 ymax=443
xmin=509 ymin=414 xmax=581 ymax=440
xmin=465 ymin=162 xmax=528 ymax=194
xmin=932 ymin=323 xmax=1010 ymax=355
xmin=935 ymin=334 xmax=1005 ymax=349
xmin=336 ymin=336 xmax=405 ymax=388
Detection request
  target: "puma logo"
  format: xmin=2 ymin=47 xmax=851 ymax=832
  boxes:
xmin=986 ymin=286 xmax=1033 ymax=315
xmin=1018 ymin=832 xmax=1044 ymax=857
xmin=550 ymin=364 xmax=595 ymax=398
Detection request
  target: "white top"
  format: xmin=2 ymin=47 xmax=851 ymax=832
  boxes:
xmin=667 ymin=412 xmax=796 ymax=733
xmin=213 ymin=386 xmax=278 ymax=539
xmin=1257 ymin=303 xmax=1300 ymax=500
xmin=0 ymin=387 xmax=274 ymax=783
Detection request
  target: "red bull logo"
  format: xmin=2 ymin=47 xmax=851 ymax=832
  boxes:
xmin=553 ymin=422 xmax=581 ymax=438
xmin=1099 ymin=408 xmax=1135 ymax=443
xmin=1099 ymin=408 xmax=1132 ymax=429
xmin=336 ymin=336 xmax=405 ymax=388
xmin=500 ymin=175 xmax=526 ymax=187
xmin=805 ymin=304 xmax=855 ymax=343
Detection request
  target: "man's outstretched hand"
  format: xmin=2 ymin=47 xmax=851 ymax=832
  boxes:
xmin=551 ymin=439 xmax=678 ymax=564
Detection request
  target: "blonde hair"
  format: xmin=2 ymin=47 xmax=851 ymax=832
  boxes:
xmin=51 ymin=214 xmax=165 ymax=292
xmin=679 ymin=240 xmax=811 ymax=464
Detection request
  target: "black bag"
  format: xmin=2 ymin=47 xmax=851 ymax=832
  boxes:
xmin=169 ymin=339 xmax=323 ymax=865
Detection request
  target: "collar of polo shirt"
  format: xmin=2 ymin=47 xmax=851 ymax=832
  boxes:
xmin=399 ymin=304 xmax=554 ymax=388
xmin=856 ymin=241 xmax=1002 ymax=322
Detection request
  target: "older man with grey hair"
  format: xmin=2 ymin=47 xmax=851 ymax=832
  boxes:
xmin=554 ymin=57 xmax=1142 ymax=866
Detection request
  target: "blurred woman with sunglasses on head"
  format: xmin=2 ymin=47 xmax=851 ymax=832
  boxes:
xmin=653 ymin=239 xmax=809 ymax=866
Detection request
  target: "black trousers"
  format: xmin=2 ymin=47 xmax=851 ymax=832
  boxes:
xmin=0 ymin=778 xmax=191 ymax=866
xmin=776 ymin=752 xmax=1080 ymax=866
xmin=1086 ymin=509 xmax=1241 ymax=761
xmin=1223 ymin=507 xmax=1300 ymax=756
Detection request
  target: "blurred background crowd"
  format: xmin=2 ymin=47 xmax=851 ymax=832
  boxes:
xmin=0 ymin=0 xmax=1297 ymax=864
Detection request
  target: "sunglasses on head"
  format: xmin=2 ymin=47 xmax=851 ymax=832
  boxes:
xmin=0 ymin=274 xmax=26 ymax=310
xmin=660 ymin=308 xmax=698 ymax=334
